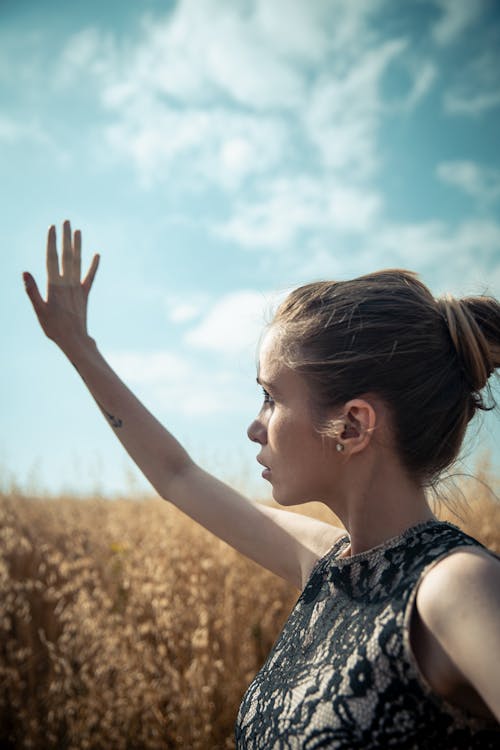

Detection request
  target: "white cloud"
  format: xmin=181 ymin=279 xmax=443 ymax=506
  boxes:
xmin=167 ymin=301 xmax=204 ymax=324
xmin=31 ymin=1 xmax=497 ymax=291
xmin=304 ymin=39 xmax=407 ymax=178
xmin=97 ymin=0 xmax=306 ymax=118
xmin=373 ymin=220 xmax=459 ymax=265
xmin=105 ymin=287 xmax=294 ymax=419
xmin=201 ymin=117 xmax=289 ymax=190
xmin=0 ymin=115 xmax=50 ymax=145
xmin=185 ymin=291 xmax=270 ymax=355
xmin=432 ymin=0 xmax=484 ymax=46
xmin=291 ymin=218 xmax=500 ymax=298
xmin=216 ymin=178 xmax=323 ymax=249
xmin=216 ymin=177 xmax=382 ymax=249
xmin=282 ymin=237 xmax=360 ymax=283
xmin=368 ymin=219 xmax=500 ymax=294
xmin=399 ymin=60 xmax=437 ymax=111
xmin=107 ymin=351 xmax=190 ymax=384
xmin=443 ymin=50 xmax=500 ymax=117
xmin=254 ymin=0 xmax=333 ymax=63
xmin=444 ymin=89 xmax=500 ymax=117
xmin=437 ymin=160 xmax=500 ymax=204
xmin=56 ymin=27 xmax=116 ymax=87
xmin=328 ymin=186 xmax=382 ymax=230
xmin=117 ymin=0 xmax=385 ymax=114
xmin=0 ymin=113 xmax=71 ymax=166
xmin=105 ymin=105 xmax=289 ymax=189
xmin=47 ymin=0 xmax=418 ymax=194
xmin=106 ymin=345 xmax=258 ymax=417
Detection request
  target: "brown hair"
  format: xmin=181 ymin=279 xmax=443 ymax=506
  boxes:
xmin=271 ymin=269 xmax=500 ymax=484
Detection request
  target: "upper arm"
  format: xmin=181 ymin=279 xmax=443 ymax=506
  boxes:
xmin=163 ymin=462 xmax=344 ymax=589
xmin=417 ymin=547 xmax=500 ymax=721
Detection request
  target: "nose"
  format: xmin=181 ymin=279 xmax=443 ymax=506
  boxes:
xmin=247 ymin=413 xmax=267 ymax=445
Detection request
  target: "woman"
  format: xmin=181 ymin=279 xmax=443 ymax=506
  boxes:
xmin=23 ymin=221 xmax=500 ymax=748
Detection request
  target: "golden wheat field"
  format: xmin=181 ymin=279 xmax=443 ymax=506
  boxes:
xmin=1 ymin=461 xmax=499 ymax=749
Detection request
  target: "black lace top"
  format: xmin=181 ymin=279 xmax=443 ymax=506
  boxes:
xmin=235 ymin=520 xmax=500 ymax=749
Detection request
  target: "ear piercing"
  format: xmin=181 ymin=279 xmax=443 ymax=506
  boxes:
xmin=336 ymin=443 xmax=344 ymax=452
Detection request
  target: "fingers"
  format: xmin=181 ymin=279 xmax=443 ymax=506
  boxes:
xmin=61 ymin=220 xmax=72 ymax=280
xmin=48 ymin=221 xmax=83 ymax=284
xmin=72 ymin=229 xmax=82 ymax=284
xmin=46 ymin=224 xmax=60 ymax=282
xmin=23 ymin=272 xmax=46 ymax=321
xmin=82 ymin=253 xmax=100 ymax=296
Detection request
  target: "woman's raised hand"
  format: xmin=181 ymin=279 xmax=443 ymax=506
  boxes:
xmin=23 ymin=220 xmax=100 ymax=355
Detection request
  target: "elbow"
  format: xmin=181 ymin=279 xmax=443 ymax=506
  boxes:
xmin=155 ymin=453 xmax=196 ymax=503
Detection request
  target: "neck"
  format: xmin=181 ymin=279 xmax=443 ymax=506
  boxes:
xmin=326 ymin=449 xmax=436 ymax=557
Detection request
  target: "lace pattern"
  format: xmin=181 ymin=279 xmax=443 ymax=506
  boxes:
xmin=235 ymin=520 xmax=500 ymax=749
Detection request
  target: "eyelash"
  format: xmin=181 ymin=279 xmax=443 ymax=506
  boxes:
xmin=262 ymin=387 xmax=274 ymax=404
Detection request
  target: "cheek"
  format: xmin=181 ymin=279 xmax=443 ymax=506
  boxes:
xmin=268 ymin=411 xmax=291 ymax=446
xmin=269 ymin=412 xmax=311 ymax=457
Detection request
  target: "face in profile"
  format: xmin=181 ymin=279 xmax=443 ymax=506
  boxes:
xmin=247 ymin=328 xmax=341 ymax=506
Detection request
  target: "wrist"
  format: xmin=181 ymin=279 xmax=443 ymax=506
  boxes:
xmin=61 ymin=334 xmax=98 ymax=365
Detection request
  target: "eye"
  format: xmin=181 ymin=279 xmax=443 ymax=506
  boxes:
xmin=262 ymin=387 xmax=274 ymax=405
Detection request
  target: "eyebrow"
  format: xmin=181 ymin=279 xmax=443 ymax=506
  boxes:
xmin=256 ymin=375 xmax=279 ymax=392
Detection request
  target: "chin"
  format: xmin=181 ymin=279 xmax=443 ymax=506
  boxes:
xmin=272 ymin=487 xmax=307 ymax=508
xmin=271 ymin=487 xmax=290 ymax=506
xmin=273 ymin=486 xmax=327 ymax=508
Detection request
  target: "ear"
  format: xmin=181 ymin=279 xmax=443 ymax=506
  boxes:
xmin=332 ymin=398 xmax=377 ymax=455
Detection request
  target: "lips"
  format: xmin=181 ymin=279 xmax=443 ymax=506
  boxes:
xmin=257 ymin=456 xmax=271 ymax=480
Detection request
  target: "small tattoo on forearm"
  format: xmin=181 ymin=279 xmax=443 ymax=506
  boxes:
xmin=97 ymin=401 xmax=123 ymax=428
xmin=71 ymin=365 xmax=123 ymax=429
xmin=105 ymin=410 xmax=123 ymax=429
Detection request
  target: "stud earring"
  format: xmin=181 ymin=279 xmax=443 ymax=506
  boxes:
xmin=336 ymin=443 xmax=344 ymax=453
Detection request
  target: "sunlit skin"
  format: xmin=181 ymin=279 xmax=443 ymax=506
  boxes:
xmin=23 ymin=222 xmax=500 ymax=723
xmin=248 ymin=326 xmax=436 ymax=555
xmin=247 ymin=327 xmax=500 ymax=720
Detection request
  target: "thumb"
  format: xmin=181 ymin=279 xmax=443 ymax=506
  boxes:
xmin=23 ymin=272 xmax=45 ymax=318
xmin=82 ymin=253 xmax=100 ymax=297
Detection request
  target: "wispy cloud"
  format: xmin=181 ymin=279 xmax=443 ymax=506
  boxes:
xmin=367 ymin=218 xmax=500 ymax=294
xmin=215 ymin=177 xmax=382 ymax=250
xmin=48 ymin=0 xmax=432 ymax=194
xmin=0 ymin=115 xmax=51 ymax=145
xmin=107 ymin=349 xmax=265 ymax=418
xmin=443 ymin=49 xmax=500 ymax=117
xmin=184 ymin=290 xmax=271 ymax=355
xmin=437 ymin=160 xmax=500 ymax=205
xmin=4 ymin=0 xmax=500 ymax=494
xmin=398 ymin=60 xmax=437 ymax=111
xmin=107 ymin=287 xmax=278 ymax=415
xmin=107 ymin=350 xmax=190 ymax=384
xmin=444 ymin=89 xmax=500 ymax=117
xmin=304 ymin=38 xmax=408 ymax=179
xmin=56 ymin=27 xmax=116 ymax=87
xmin=431 ymin=0 xmax=484 ymax=46
xmin=106 ymin=107 xmax=289 ymax=190
xmin=0 ymin=113 xmax=70 ymax=166
xmin=165 ymin=296 xmax=208 ymax=324
xmin=289 ymin=217 xmax=500 ymax=297
xmin=107 ymin=347 xmax=253 ymax=416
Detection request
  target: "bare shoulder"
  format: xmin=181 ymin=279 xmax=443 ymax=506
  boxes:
xmin=416 ymin=545 xmax=500 ymax=628
xmin=416 ymin=544 xmax=500 ymax=720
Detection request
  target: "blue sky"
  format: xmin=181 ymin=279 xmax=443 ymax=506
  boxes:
xmin=1 ymin=0 xmax=499 ymax=498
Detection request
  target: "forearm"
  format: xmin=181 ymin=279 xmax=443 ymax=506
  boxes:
xmin=65 ymin=335 xmax=193 ymax=496
xmin=24 ymin=221 xmax=341 ymax=588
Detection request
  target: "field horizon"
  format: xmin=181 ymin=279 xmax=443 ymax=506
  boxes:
xmin=1 ymin=459 xmax=499 ymax=748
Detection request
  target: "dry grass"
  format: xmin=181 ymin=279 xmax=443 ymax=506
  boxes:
xmin=0 ymin=462 xmax=499 ymax=749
